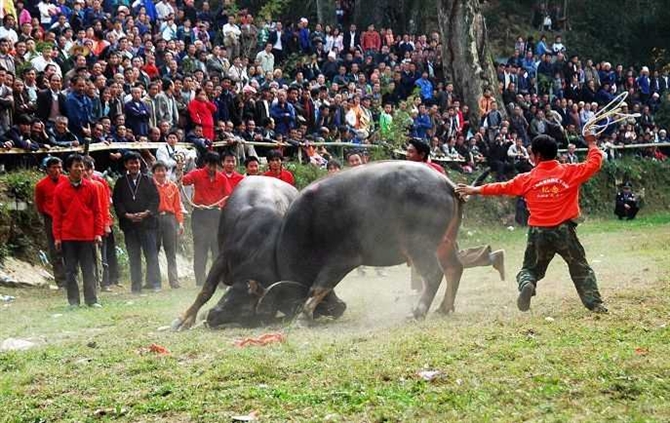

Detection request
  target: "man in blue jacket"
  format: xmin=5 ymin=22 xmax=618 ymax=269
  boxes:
xmin=124 ymin=86 xmax=150 ymax=138
xmin=271 ymin=90 xmax=296 ymax=136
xmin=64 ymin=76 xmax=93 ymax=141
xmin=412 ymin=104 xmax=432 ymax=139
xmin=415 ymin=71 xmax=433 ymax=103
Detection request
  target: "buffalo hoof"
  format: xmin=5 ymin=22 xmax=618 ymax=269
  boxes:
xmin=314 ymin=297 xmax=347 ymax=319
xmin=291 ymin=312 xmax=315 ymax=329
xmin=436 ymin=305 xmax=455 ymax=315
xmin=411 ymin=305 xmax=428 ymax=320
xmin=171 ymin=315 xmax=194 ymax=331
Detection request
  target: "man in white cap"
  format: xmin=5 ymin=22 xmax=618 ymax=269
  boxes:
xmin=637 ymin=66 xmax=651 ymax=104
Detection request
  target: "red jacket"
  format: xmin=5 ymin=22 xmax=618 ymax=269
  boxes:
xmin=361 ymin=31 xmax=381 ymax=51
xmin=188 ymin=98 xmax=217 ymax=140
xmin=52 ymin=178 xmax=103 ymax=242
xmin=223 ymin=171 xmax=245 ymax=191
xmin=182 ymin=168 xmax=232 ymax=207
xmin=91 ymin=174 xmax=113 ymax=227
xmin=34 ymin=175 xmax=67 ymax=218
xmin=263 ymin=169 xmax=295 ymax=186
xmin=480 ymin=145 xmax=603 ymax=227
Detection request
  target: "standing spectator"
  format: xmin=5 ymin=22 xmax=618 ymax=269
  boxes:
xmin=64 ymin=76 xmax=92 ymax=140
xmin=221 ymin=150 xmax=245 ymax=190
xmin=188 ymin=88 xmax=217 ymax=141
xmin=153 ymin=161 xmax=184 ymax=289
xmin=34 ymin=157 xmax=67 ymax=288
xmin=271 ymin=90 xmax=296 ymax=136
xmin=52 ymin=154 xmax=103 ymax=307
xmin=124 ymin=86 xmax=150 ymax=138
xmin=637 ymin=66 xmax=651 ymax=104
xmin=268 ymin=22 xmax=288 ymax=63
xmin=156 ymin=131 xmax=196 ymax=181
xmin=298 ymin=18 xmax=312 ymax=54
xmin=0 ymin=37 xmax=15 ymax=75
xmin=222 ymin=15 xmax=241 ymax=59
xmin=112 ymin=152 xmax=161 ymax=293
xmin=256 ymin=43 xmax=275 ymax=74
xmin=155 ymin=80 xmax=179 ymax=129
xmin=263 ymin=149 xmax=295 ymax=185
xmin=180 ymin=152 xmax=232 ymax=286
xmin=415 ymin=71 xmax=433 ymax=103
xmin=343 ymin=24 xmax=360 ymax=54
xmin=244 ymin=156 xmax=260 ymax=176
xmin=361 ymin=24 xmax=381 ymax=53
xmin=83 ymin=157 xmax=120 ymax=292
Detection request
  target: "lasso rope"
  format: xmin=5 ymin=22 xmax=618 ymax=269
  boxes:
xmin=582 ymin=91 xmax=641 ymax=137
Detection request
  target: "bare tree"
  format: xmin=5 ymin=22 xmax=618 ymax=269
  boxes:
xmin=437 ymin=0 xmax=503 ymax=127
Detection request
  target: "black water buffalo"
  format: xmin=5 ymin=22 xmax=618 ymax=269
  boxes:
xmin=172 ymin=176 xmax=346 ymax=330
xmin=275 ymin=161 xmax=465 ymax=320
xmin=211 ymin=161 xmax=466 ymax=324
xmin=172 ymin=176 xmax=299 ymax=330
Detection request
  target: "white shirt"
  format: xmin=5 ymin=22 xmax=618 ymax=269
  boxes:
xmin=0 ymin=27 xmax=18 ymax=44
xmin=31 ymin=56 xmax=62 ymax=76
xmin=155 ymin=1 xmax=175 ymax=20
xmin=223 ymin=23 xmax=241 ymax=40
xmin=38 ymin=2 xmax=58 ymax=25
xmin=273 ymin=30 xmax=283 ymax=50
xmin=256 ymin=50 xmax=275 ymax=73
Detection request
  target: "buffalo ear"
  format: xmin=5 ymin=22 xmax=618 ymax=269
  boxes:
xmin=247 ymin=280 xmax=266 ymax=297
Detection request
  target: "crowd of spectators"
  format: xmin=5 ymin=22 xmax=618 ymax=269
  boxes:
xmin=0 ymin=0 xmax=667 ymax=181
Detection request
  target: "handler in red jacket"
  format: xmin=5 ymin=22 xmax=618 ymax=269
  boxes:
xmin=456 ymin=134 xmax=608 ymax=313
xmin=34 ymin=157 xmax=68 ymax=288
xmin=52 ymin=154 xmax=103 ymax=307
xmin=263 ymin=149 xmax=295 ymax=186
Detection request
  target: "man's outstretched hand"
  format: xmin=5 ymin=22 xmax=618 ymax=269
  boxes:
xmin=455 ymin=184 xmax=481 ymax=196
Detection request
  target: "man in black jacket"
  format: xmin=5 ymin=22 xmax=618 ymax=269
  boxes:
xmin=36 ymin=74 xmax=67 ymax=125
xmin=112 ymin=152 xmax=162 ymax=293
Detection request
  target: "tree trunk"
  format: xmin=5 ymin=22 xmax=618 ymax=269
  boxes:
xmin=437 ymin=0 xmax=504 ymax=127
xmin=316 ymin=0 xmax=324 ymax=24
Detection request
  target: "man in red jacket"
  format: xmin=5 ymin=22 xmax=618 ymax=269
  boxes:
xmin=456 ymin=134 xmax=608 ymax=313
xmin=263 ymin=149 xmax=295 ymax=186
xmin=34 ymin=157 xmax=68 ymax=288
xmin=52 ymin=154 xmax=103 ymax=307
xmin=180 ymin=152 xmax=232 ymax=286
xmin=222 ymin=150 xmax=245 ymax=190
xmin=83 ymin=156 xmax=120 ymax=292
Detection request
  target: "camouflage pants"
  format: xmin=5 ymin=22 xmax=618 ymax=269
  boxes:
xmin=517 ymin=222 xmax=604 ymax=310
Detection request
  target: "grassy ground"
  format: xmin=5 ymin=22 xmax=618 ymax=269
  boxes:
xmin=1 ymin=214 xmax=669 ymax=423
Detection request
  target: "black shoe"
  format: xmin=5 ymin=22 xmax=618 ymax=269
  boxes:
xmin=517 ymin=284 xmax=536 ymax=312
xmin=170 ymin=283 xmax=181 ymax=289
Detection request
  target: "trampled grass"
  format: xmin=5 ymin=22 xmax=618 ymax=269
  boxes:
xmin=1 ymin=215 xmax=669 ymax=422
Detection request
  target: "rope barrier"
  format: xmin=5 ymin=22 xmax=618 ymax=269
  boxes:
xmin=0 ymin=140 xmax=383 ymax=155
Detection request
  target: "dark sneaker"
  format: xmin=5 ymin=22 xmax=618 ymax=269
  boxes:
xmin=170 ymin=283 xmax=181 ymax=289
xmin=591 ymin=304 xmax=608 ymax=314
xmin=101 ymin=286 xmax=113 ymax=292
xmin=152 ymin=287 xmax=162 ymax=293
xmin=491 ymin=250 xmax=506 ymax=281
xmin=517 ymin=283 xmax=536 ymax=312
